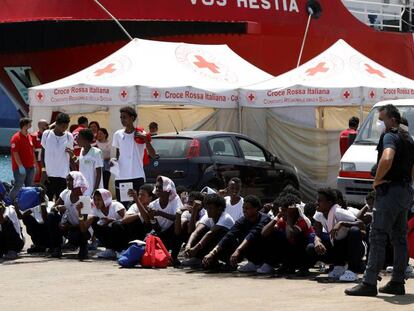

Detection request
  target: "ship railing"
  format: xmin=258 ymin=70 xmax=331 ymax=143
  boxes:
xmin=342 ymin=0 xmax=407 ymax=31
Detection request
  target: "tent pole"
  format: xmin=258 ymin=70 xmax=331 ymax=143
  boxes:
xmin=93 ymin=0 xmax=133 ymax=41
xmin=297 ymin=13 xmax=313 ymax=67
xmin=238 ymin=101 xmax=242 ymax=134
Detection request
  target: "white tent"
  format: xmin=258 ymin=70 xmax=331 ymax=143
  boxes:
xmin=237 ymin=39 xmax=414 ymax=198
xmin=29 ymin=38 xmax=272 ymax=136
xmin=240 ymin=39 xmax=414 ymax=110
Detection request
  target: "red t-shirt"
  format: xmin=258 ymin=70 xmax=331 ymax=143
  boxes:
xmin=72 ymin=125 xmax=87 ymax=157
xmin=276 ymin=217 xmax=314 ymax=243
xmin=10 ymin=131 xmax=35 ymax=171
xmin=339 ymin=128 xmax=357 ymax=157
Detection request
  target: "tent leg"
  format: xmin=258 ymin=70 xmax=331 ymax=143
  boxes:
xmin=359 ymin=105 xmax=364 ymax=124
xmin=238 ymin=104 xmax=242 ymax=134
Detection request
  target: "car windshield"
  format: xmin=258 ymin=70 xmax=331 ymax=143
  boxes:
xmin=151 ymin=138 xmax=192 ymax=158
xmin=354 ymin=106 xmax=414 ymax=145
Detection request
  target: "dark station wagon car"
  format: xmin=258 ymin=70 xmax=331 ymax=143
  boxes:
xmin=145 ymin=131 xmax=300 ymax=202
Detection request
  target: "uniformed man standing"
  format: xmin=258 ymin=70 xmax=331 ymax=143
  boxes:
xmin=346 ymin=104 xmax=414 ymax=296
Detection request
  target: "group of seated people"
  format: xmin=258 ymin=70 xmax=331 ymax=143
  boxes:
xmin=0 ymin=173 xmax=411 ymax=282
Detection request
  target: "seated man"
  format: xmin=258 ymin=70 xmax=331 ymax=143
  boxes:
xmin=175 ymin=191 xmax=206 ymax=240
xmin=14 ymin=187 xmax=50 ymax=253
xmin=122 ymin=184 xmax=155 ymax=241
xmin=307 ymin=188 xmax=366 ymax=282
xmin=261 ymin=193 xmax=314 ymax=275
xmin=182 ymin=194 xmax=234 ymax=267
xmin=0 ymin=200 xmax=24 ymax=260
xmin=47 ymin=171 xmax=92 ymax=260
xmin=147 ymin=176 xmax=183 ymax=264
xmin=220 ymin=177 xmax=244 ymax=222
xmin=88 ymin=189 xmax=126 ymax=259
xmin=202 ymin=195 xmax=271 ymax=272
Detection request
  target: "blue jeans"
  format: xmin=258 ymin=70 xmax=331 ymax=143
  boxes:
xmin=10 ymin=167 xmax=35 ymax=201
xmin=363 ymin=182 xmax=414 ymax=285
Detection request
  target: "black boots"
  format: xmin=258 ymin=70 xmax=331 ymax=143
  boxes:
xmin=379 ymin=281 xmax=405 ymax=295
xmin=345 ymin=283 xmax=378 ymax=297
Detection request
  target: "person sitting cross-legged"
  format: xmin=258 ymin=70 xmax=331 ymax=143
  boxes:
xmin=14 ymin=187 xmax=50 ymax=254
xmin=47 ymin=171 xmax=91 ymax=260
xmin=88 ymin=189 xmax=126 ymax=259
xmin=202 ymin=195 xmax=271 ymax=272
xmin=306 ymin=188 xmax=366 ymax=282
xmin=182 ymin=194 xmax=235 ymax=268
xmin=260 ymin=193 xmax=315 ymax=276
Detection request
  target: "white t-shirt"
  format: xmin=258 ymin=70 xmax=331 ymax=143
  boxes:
xmin=224 ymin=196 xmax=244 ymax=222
xmin=92 ymin=201 xmax=125 ymax=223
xmin=313 ymin=205 xmax=357 ymax=241
xmin=126 ymin=203 xmax=145 ymax=222
xmin=79 ymin=147 xmax=104 ymax=197
xmin=149 ymin=196 xmax=183 ymax=232
xmin=60 ymin=189 xmax=91 ymax=226
xmin=41 ymin=130 xmax=74 ymax=178
xmin=347 ymin=206 xmax=360 ymax=217
xmin=199 ymin=211 xmax=235 ymax=230
xmin=0 ymin=206 xmax=22 ymax=239
xmin=181 ymin=209 xmax=206 ymax=223
xmin=112 ymin=129 xmax=145 ymax=180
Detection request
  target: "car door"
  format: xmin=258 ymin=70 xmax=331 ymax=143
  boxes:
xmin=235 ymin=137 xmax=279 ymax=200
xmin=206 ymin=136 xmax=244 ymax=189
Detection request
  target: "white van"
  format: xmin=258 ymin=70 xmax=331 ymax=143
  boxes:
xmin=337 ymin=99 xmax=414 ymax=205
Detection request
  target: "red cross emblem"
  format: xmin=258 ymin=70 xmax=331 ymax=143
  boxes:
xmin=36 ymin=91 xmax=44 ymax=102
xmin=119 ymin=89 xmax=128 ymax=100
xmin=369 ymin=90 xmax=376 ymax=99
xmin=365 ymin=64 xmax=385 ymax=78
xmin=193 ymin=55 xmax=220 ymax=74
xmin=152 ymin=90 xmax=160 ymax=99
xmin=247 ymin=92 xmax=256 ymax=102
xmin=94 ymin=63 xmax=116 ymax=77
xmin=342 ymin=90 xmax=351 ymax=99
xmin=306 ymin=62 xmax=329 ymax=76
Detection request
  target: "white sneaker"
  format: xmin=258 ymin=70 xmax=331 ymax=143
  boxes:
xmin=257 ymin=263 xmax=274 ymax=274
xmin=4 ymin=251 xmax=18 ymax=260
xmin=97 ymin=249 xmax=117 ymax=259
xmin=237 ymin=261 xmax=259 ymax=273
xmin=328 ymin=265 xmax=346 ymax=278
xmin=339 ymin=270 xmax=358 ymax=282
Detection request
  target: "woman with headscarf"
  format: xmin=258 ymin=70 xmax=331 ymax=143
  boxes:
xmin=147 ymin=176 xmax=183 ymax=264
xmin=87 ymin=189 xmax=126 ymax=259
xmin=47 ymin=171 xmax=92 ymax=260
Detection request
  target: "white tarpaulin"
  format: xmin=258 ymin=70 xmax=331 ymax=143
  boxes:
xmin=240 ymin=39 xmax=414 ymax=108
xmin=29 ymin=38 xmax=272 ymax=108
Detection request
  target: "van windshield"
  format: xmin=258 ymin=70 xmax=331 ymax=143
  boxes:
xmin=354 ymin=106 xmax=414 ymax=145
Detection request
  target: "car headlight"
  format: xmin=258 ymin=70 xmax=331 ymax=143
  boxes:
xmin=341 ymin=162 xmax=356 ymax=171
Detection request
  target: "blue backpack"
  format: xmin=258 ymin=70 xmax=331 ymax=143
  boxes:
xmin=17 ymin=187 xmax=41 ymax=211
xmin=118 ymin=243 xmax=145 ymax=268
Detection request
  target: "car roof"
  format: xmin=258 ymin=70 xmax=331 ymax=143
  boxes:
xmin=153 ymin=131 xmax=243 ymax=139
xmin=373 ymin=99 xmax=414 ymax=108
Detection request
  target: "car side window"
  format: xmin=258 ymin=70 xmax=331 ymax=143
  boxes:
xmin=208 ymin=137 xmax=237 ymax=157
xmin=237 ymin=139 xmax=267 ymax=162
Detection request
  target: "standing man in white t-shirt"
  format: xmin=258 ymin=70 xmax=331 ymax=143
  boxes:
xmin=74 ymin=128 xmax=103 ymax=197
xmin=41 ymin=113 xmax=74 ymax=201
xmin=112 ymin=107 xmax=155 ymax=206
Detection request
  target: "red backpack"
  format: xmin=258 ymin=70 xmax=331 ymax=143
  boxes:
xmin=141 ymin=235 xmax=172 ymax=268
xmin=408 ymin=217 xmax=414 ymax=259
xmin=134 ymin=127 xmax=152 ymax=166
